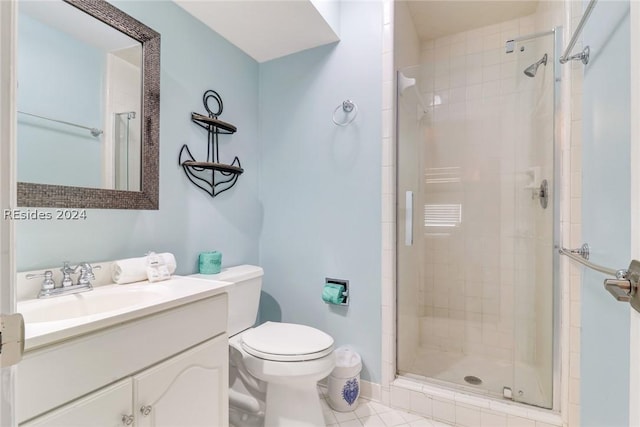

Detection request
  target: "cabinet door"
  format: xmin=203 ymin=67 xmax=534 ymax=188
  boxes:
xmin=21 ymin=379 xmax=133 ymax=427
xmin=134 ymin=335 xmax=228 ymax=427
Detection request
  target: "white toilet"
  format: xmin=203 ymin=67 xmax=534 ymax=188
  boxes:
xmin=191 ymin=265 xmax=335 ymax=427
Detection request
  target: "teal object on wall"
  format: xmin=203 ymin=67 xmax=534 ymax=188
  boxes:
xmin=258 ymin=0 xmax=383 ymax=384
xmin=322 ymin=283 xmax=345 ymax=305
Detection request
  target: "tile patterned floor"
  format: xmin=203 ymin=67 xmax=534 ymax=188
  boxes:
xmin=321 ymin=395 xmax=454 ymax=427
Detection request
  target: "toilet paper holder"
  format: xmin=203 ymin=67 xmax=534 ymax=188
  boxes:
xmin=324 ymin=278 xmax=349 ymax=306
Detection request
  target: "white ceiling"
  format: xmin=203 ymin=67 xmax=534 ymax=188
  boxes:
xmin=405 ymin=1 xmax=539 ymax=41
xmin=174 ymin=1 xmax=539 ymax=62
xmin=174 ymin=1 xmax=340 ymax=63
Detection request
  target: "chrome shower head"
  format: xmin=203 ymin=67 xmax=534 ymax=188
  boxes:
xmin=524 ymin=53 xmax=548 ymax=77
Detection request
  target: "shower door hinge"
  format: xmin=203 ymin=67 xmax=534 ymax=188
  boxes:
xmin=505 ymin=40 xmax=515 ymax=53
xmin=503 ymin=386 xmax=513 ymax=400
xmin=0 ymin=313 xmax=24 ymax=367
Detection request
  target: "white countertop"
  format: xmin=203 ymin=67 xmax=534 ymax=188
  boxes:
xmin=19 ymin=276 xmax=232 ymax=351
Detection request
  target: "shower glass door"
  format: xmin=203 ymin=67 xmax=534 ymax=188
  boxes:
xmin=114 ymin=111 xmax=132 ymax=190
xmin=396 ymin=30 xmax=556 ymax=409
xmin=509 ymin=32 xmax=556 ymax=409
xmin=113 ymin=111 xmax=140 ymax=191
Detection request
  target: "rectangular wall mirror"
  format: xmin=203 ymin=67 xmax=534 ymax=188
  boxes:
xmin=16 ymin=0 xmax=160 ymax=209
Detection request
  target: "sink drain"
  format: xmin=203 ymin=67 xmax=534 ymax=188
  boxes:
xmin=464 ymin=375 xmax=483 ymax=385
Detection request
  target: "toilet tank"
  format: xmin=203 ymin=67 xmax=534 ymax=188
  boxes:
xmin=191 ymin=265 xmax=263 ymax=336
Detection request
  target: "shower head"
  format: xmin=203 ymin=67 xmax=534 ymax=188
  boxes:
xmin=524 ymin=53 xmax=548 ymax=78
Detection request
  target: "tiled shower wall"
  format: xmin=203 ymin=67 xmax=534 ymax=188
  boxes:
xmin=384 ymin=1 xmax=583 ymax=426
xmin=562 ymin=2 xmax=584 ymax=424
xmin=407 ymin=2 xmax=561 ymax=384
xmin=414 ymin=14 xmax=555 ymax=361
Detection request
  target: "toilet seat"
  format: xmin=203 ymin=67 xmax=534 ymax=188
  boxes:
xmin=241 ymin=321 xmax=334 ymax=362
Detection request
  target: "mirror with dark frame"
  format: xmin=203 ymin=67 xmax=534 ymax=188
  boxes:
xmin=16 ymin=0 xmax=160 ymax=210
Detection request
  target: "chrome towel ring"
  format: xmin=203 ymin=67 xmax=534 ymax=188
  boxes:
xmin=332 ymin=99 xmax=358 ymax=126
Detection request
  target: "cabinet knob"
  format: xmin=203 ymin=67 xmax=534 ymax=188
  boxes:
xmin=121 ymin=415 xmax=134 ymax=425
xmin=140 ymin=405 xmax=153 ymax=416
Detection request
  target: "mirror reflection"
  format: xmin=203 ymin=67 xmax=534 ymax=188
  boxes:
xmin=17 ymin=0 xmax=142 ymax=191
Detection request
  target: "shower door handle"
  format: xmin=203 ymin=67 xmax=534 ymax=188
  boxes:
xmin=602 ymin=259 xmax=640 ymax=314
xmin=604 ymin=279 xmax=632 ymax=302
xmin=405 ymin=191 xmax=413 ymax=246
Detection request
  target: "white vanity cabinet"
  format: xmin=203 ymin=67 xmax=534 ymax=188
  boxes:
xmin=134 ymin=334 xmax=228 ymax=427
xmin=18 ymin=292 xmax=229 ymax=426
xmin=22 ymin=379 xmax=133 ymax=427
xmin=23 ymin=335 xmax=228 ymax=427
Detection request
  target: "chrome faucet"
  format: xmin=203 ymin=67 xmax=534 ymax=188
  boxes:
xmin=60 ymin=261 xmax=75 ymax=287
xmin=76 ymin=262 xmax=97 ymax=287
xmin=25 ymin=270 xmax=55 ymax=296
xmin=27 ymin=262 xmax=101 ymax=298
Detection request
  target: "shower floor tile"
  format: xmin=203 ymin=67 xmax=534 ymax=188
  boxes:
xmin=405 ymin=347 xmax=545 ymax=405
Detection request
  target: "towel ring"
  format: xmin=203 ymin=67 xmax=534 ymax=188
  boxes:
xmin=332 ymin=100 xmax=358 ymax=126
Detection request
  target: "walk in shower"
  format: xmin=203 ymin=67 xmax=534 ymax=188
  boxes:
xmin=396 ymin=29 xmax=558 ymax=409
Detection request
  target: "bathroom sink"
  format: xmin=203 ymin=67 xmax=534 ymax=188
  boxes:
xmin=18 ymin=276 xmax=233 ymax=350
xmin=19 ymin=287 xmax=168 ymax=323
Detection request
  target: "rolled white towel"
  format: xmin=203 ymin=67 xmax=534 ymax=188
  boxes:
xmin=112 ymin=253 xmax=177 ymax=284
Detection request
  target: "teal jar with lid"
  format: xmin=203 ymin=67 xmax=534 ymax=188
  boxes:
xmin=199 ymin=251 xmax=222 ymax=274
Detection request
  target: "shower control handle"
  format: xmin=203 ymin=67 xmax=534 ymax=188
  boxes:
xmin=532 ymin=179 xmax=549 ymax=209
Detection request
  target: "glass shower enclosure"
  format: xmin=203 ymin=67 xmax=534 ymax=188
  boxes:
xmin=113 ymin=111 xmax=139 ymax=191
xmin=396 ymin=29 xmax=558 ymax=409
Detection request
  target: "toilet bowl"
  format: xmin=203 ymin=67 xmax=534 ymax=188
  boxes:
xmin=232 ymin=322 xmax=335 ymax=426
xmin=190 ymin=265 xmax=335 ymax=427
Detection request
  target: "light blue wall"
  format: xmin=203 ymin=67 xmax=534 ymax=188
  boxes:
xmin=16 ymin=0 xmax=385 ymax=385
xmin=258 ymin=1 xmax=383 ymax=383
xmin=17 ymin=13 xmax=104 ymax=188
xmin=16 ymin=1 xmax=261 ymax=275
xmin=581 ymin=1 xmax=630 ymax=425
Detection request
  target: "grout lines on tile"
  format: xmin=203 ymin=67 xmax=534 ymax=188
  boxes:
xmin=322 ymin=394 xmax=454 ymax=427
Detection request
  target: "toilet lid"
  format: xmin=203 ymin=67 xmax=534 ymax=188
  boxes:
xmin=241 ymin=322 xmax=334 ymax=362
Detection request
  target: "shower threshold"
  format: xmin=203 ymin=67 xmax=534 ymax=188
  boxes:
xmin=391 ymin=375 xmax=561 ymax=426
xmin=400 ymin=347 xmax=548 ymax=407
